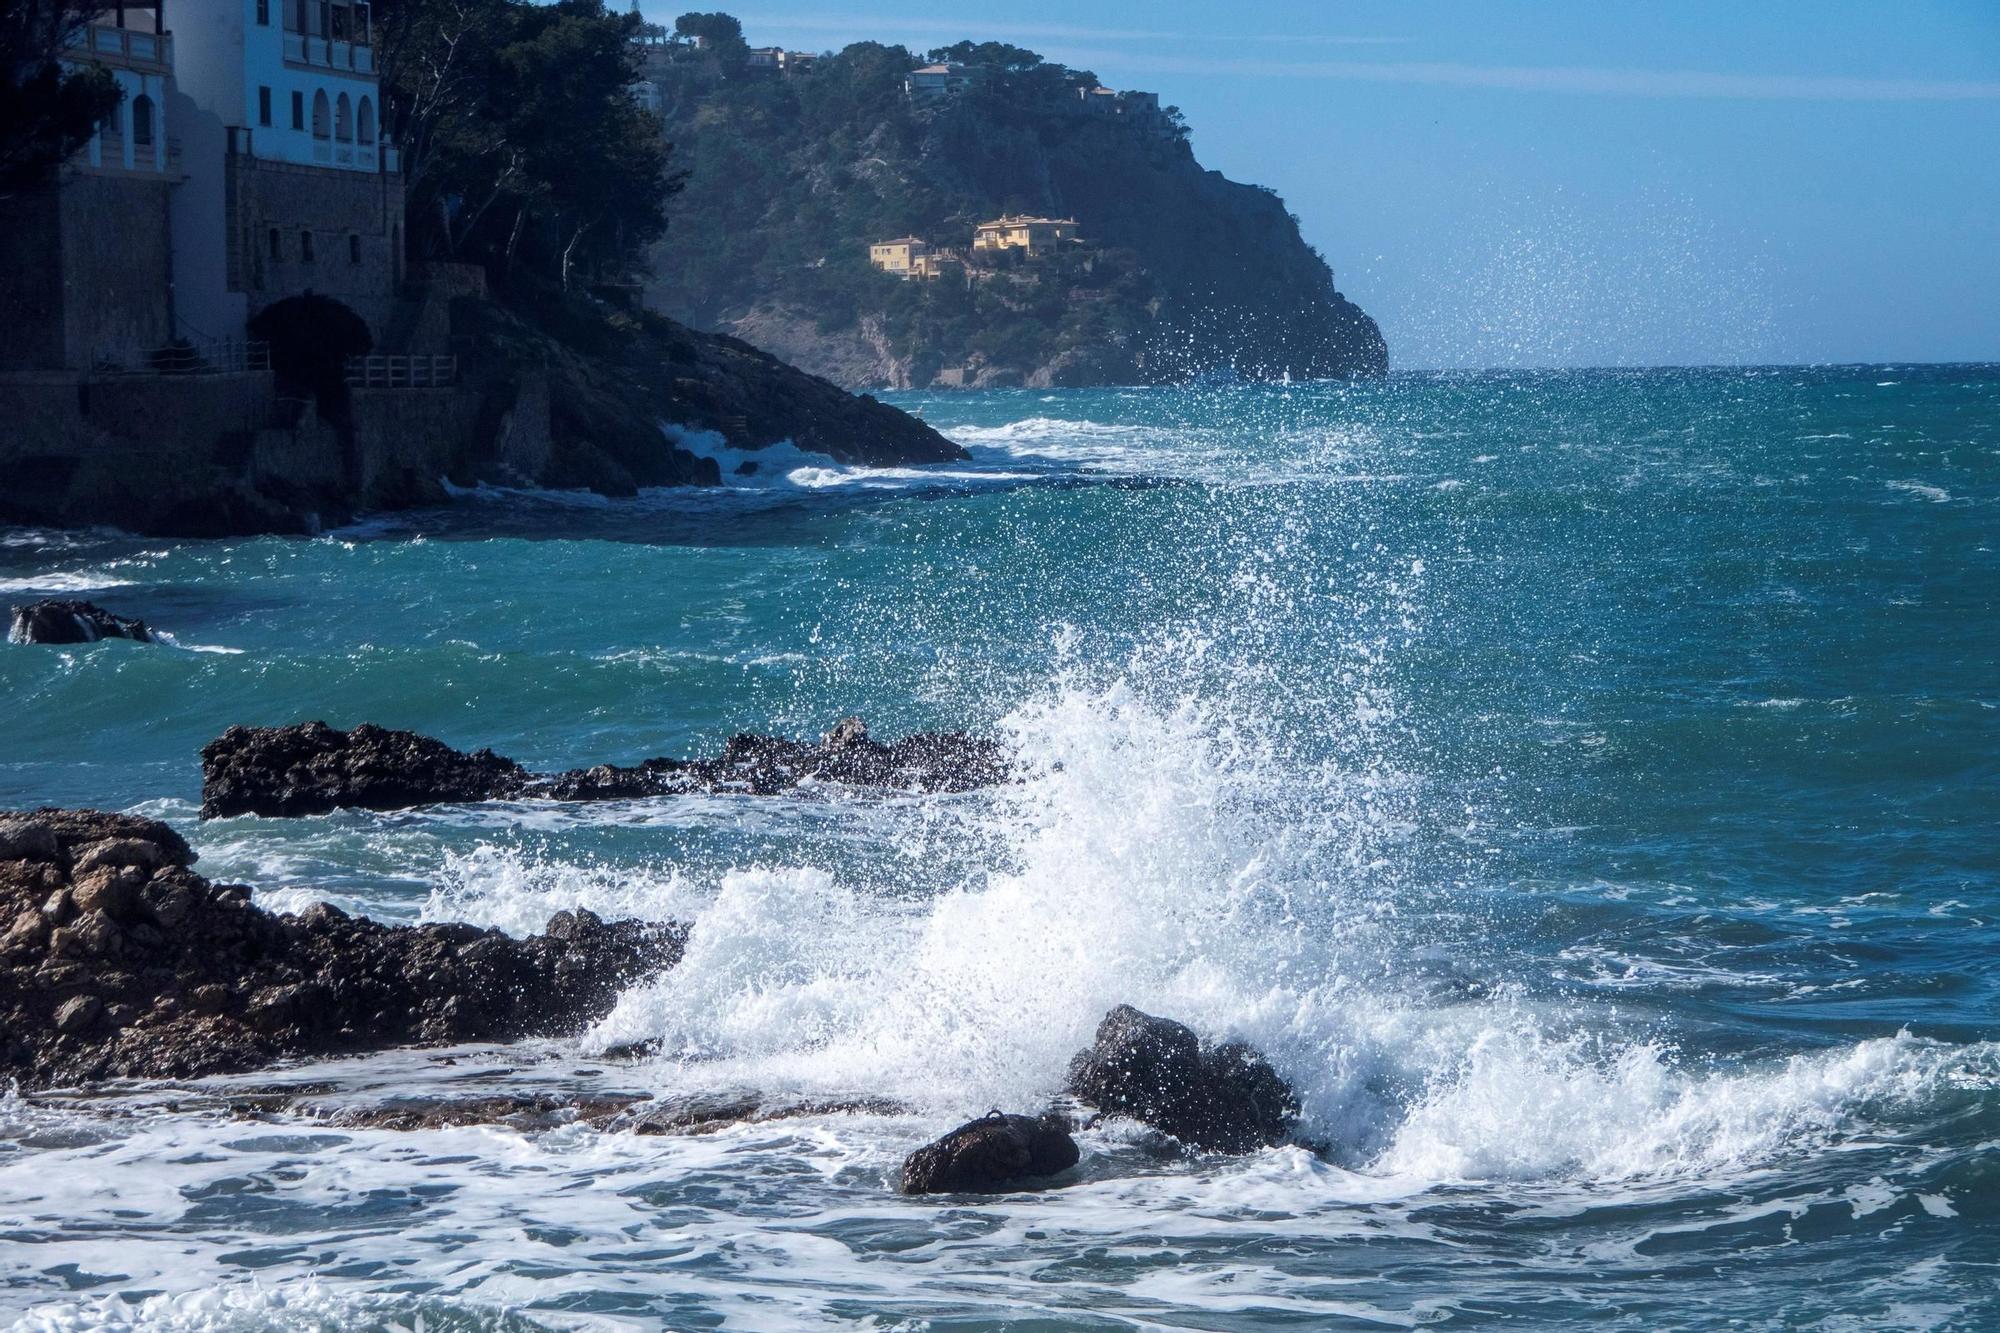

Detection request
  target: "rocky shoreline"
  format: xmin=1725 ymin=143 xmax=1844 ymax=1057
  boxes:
xmin=0 ymin=808 xmax=682 ymax=1089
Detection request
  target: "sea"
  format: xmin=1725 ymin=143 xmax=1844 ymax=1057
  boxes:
xmin=0 ymin=366 xmax=1995 ymax=1330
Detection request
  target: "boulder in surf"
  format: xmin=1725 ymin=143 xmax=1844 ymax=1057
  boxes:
xmin=8 ymin=600 xmax=156 ymax=645
xmin=899 ymin=1111 xmax=1081 ymax=1194
xmin=1065 ymin=1005 xmax=1299 ymax=1153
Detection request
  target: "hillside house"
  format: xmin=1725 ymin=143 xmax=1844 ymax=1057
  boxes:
xmin=746 ymin=47 xmax=816 ymax=76
xmin=868 ymin=237 xmax=931 ymax=275
xmin=905 ymin=62 xmax=982 ymax=101
xmin=972 ymin=216 xmax=1081 ymax=258
xmin=1076 ymin=85 xmax=1174 ymax=139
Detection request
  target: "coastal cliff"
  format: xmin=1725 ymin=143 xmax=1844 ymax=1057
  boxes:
xmin=0 ymin=282 xmax=964 ymax=537
xmin=642 ymin=36 xmax=1387 ymax=389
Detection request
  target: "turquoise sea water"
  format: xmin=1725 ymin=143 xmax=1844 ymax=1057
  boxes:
xmin=1 ymin=367 xmax=1996 ymax=1329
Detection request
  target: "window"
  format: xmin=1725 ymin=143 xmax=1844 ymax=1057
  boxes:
xmin=258 ymin=86 xmax=272 ymax=126
xmin=356 ymin=96 xmax=375 ymax=144
xmin=349 ymin=234 xmax=361 ymax=264
xmin=256 ymin=0 xmax=269 ymax=24
xmin=268 ymin=228 xmax=282 ymax=260
xmin=131 ymin=95 xmax=154 ymax=147
xmin=329 ymin=2 xmax=348 ymax=42
xmin=291 ymin=91 xmax=304 ymax=130
xmin=311 ymin=90 xmax=330 ymax=140
xmin=300 ymin=231 xmax=314 ymax=262
xmin=335 ymin=92 xmax=352 ymax=142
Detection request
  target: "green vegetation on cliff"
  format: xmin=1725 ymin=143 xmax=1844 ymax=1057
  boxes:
xmin=641 ymin=25 xmax=1387 ymax=389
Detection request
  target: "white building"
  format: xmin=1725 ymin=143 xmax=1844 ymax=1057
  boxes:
xmin=166 ymin=0 xmax=405 ymax=340
xmin=72 ymin=3 xmax=180 ymax=178
xmin=173 ymin=0 xmax=386 ymax=173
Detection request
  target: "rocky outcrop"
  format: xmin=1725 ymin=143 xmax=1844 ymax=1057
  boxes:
xmin=0 ymin=807 xmax=685 ymax=1088
xmin=1065 ymin=1005 xmax=1298 ymax=1153
xmin=0 ymin=285 xmax=965 ymax=538
xmin=199 ymin=721 xmax=530 ymax=818
xmin=200 ymin=717 xmax=1010 ymax=819
xmin=8 ymin=600 xmax=156 ymax=645
xmin=900 ymin=1111 xmax=1081 ymax=1194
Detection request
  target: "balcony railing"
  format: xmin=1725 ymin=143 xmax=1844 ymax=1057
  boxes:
xmin=284 ymin=31 xmax=374 ymax=72
xmin=344 ymin=355 xmax=458 ymax=389
xmin=75 ymin=24 xmax=173 ymax=71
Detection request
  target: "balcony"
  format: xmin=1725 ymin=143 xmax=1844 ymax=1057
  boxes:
xmin=74 ymin=23 xmax=173 ymax=73
xmin=283 ymin=30 xmax=375 ymax=74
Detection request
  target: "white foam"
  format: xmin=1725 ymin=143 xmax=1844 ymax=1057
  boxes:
xmin=0 ymin=572 xmax=136 ymax=594
xmin=662 ymin=422 xmax=1033 ymax=492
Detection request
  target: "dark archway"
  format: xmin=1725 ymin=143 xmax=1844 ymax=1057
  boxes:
xmin=248 ymin=292 xmax=372 ymax=418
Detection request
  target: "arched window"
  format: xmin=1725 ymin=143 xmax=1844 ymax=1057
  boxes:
xmin=356 ymin=96 xmax=375 ymax=145
xmin=334 ymin=92 xmax=352 ymax=142
xmin=311 ymin=89 xmax=330 ymax=140
xmin=131 ymin=95 xmax=154 ymax=147
xmin=268 ymin=227 xmax=282 ymax=259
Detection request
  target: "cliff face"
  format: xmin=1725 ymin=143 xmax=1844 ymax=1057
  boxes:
xmin=643 ymin=47 xmax=1386 ymax=389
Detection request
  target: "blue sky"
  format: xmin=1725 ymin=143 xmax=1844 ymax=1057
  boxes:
xmin=650 ymin=2 xmax=2000 ymax=368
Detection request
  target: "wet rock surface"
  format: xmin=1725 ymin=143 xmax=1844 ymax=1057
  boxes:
xmin=202 ymin=716 xmax=1010 ymax=818
xmin=1065 ymin=1005 xmax=1299 ymax=1153
xmin=8 ymin=599 xmax=156 ymax=645
xmin=900 ymin=1111 xmax=1081 ymax=1195
xmin=0 ymin=808 xmax=685 ymax=1089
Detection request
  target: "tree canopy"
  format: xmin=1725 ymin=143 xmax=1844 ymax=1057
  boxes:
xmin=0 ymin=0 xmax=123 ymax=197
xmin=373 ymin=0 xmax=680 ymax=288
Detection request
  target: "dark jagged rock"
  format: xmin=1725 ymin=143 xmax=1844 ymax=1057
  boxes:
xmin=201 ymin=716 xmax=1010 ymax=819
xmin=1065 ymin=1005 xmax=1299 ymax=1153
xmin=0 ymin=808 xmax=685 ymax=1089
xmin=200 ymin=721 xmax=531 ymax=818
xmin=899 ymin=1111 xmax=1081 ymax=1195
xmin=8 ymin=600 xmax=156 ymax=645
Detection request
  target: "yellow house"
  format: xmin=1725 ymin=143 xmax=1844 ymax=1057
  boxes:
xmin=971 ymin=215 xmax=1080 ymax=258
xmin=868 ymin=237 xmax=931 ymax=274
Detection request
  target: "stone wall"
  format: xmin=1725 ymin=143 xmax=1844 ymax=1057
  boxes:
xmin=227 ymin=155 xmax=404 ymax=336
xmin=0 ymin=175 xmax=175 ymax=372
xmin=0 ymin=192 xmax=65 ymax=372
xmin=59 ymin=174 xmax=177 ymax=370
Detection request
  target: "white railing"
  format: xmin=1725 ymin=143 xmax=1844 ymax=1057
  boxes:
xmin=80 ymin=24 xmax=171 ymax=68
xmin=285 ymin=33 xmax=374 ymax=71
xmin=344 ymin=355 xmax=458 ymax=389
xmin=335 ymin=143 xmax=352 ymax=165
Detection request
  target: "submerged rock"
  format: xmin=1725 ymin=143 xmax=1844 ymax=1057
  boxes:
xmin=1065 ymin=1005 xmax=1299 ymax=1153
xmin=900 ymin=1112 xmax=1081 ymax=1195
xmin=201 ymin=717 xmax=1009 ymax=818
xmin=8 ymin=600 xmax=155 ymax=645
xmin=0 ymin=807 xmax=685 ymax=1089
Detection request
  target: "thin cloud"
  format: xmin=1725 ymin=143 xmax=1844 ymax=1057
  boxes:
xmin=734 ymin=12 xmax=1403 ymax=47
xmin=1097 ymin=54 xmax=2000 ymax=101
